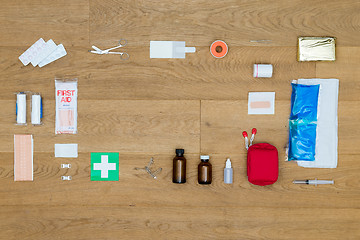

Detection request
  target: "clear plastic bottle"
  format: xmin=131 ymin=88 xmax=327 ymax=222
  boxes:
xmin=224 ymin=158 xmax=233 ymax=184
xmin=198 ymin=155 xmax=212 ymax=184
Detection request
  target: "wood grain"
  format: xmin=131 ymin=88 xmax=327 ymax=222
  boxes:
xmin=90 ymin=0 xmax=360 ymax=47
xmin=0 ymin=0 xmax=89 ymax=47
xmin=317 ymin=47 xmax=360 ymax=101
xmin=1 ymin=206 xmax=359 ymax=240
xmin=0 ymin=0 xmax=360 ymax=239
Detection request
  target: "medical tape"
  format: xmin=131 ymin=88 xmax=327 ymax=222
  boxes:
xmin=210 ymin=40 xmax=228 ymax=58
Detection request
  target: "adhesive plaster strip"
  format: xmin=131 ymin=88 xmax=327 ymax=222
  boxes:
xmin=14 ymin=135 xmax=33 ymax=181
xmin=248 ymin=92 xmax=275 ymax=115
xmin=55 ymin=144 xmax=78 ymax=158
xmin=250 ymin=101 xmax=271 ymax=109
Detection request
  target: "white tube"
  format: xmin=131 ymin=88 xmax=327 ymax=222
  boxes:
xmin=16 ymin=93 xmax=26 ymax=124
xmin=253 ymin=64 xmax=273 ymax=78
xmin=31 ymin=94 xmax=42 ymax=125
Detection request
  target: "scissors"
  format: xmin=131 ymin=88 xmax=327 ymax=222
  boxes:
xmin=89 ymin=39 xmax=129 ymax=60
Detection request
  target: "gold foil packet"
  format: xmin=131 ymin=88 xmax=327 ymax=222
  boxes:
xmin=298 ymin=37 xmax=336 ymax=61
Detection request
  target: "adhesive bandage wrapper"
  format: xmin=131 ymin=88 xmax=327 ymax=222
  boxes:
xmin=16 ymin=93 xmax=27 ymax=125
xmin=31 ymin=94 xmax=42 ymax=125
xmin=55 ymin=80 xmax=78 ymax=134
xmin=248 ymin=92 xmax=275 ymax=115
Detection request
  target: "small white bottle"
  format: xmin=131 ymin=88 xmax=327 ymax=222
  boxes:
xmin=224 ymin=158 xmax=233 ymax=184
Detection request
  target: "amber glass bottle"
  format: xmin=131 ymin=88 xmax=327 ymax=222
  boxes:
xmin=198 ymin=155 xmax=212 ymax=184
xmin=172 ymin=149 xmax=186 ymax=183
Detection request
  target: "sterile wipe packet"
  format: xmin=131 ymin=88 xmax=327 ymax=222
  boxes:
xmin=55 ymin=79 xmax=78 ymax=134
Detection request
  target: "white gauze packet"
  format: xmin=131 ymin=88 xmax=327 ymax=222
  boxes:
xmin=55 ymin=79 xmax=78 ymax=134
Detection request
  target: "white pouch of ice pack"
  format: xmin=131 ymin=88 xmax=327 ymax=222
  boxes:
xmin=55 ymin=79 xmax=78 ymax=134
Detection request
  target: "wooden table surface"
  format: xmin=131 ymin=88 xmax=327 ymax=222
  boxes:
xmin=0 ymin=0 xmax=360 ymax=239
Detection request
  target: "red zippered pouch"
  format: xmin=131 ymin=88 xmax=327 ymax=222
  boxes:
xmin=247 ymin=143 xmax=278 ymax=186
xmin=243 ymin=129 xmax=278 ymax=186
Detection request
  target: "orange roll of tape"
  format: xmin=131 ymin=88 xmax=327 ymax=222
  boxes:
xmin=210 ymin=40 xmax=228 ymax=58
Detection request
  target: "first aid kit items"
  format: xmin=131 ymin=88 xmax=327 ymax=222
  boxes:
xmin=295 ymin=79 xmax=339 ymax=168
xmin=172 ymin=149 xmax=186 ymax=184
xmin=19 ymin=38 xmax=67 ymax=67
xmin=210 ymin=40 xmax=228 ymax=58
xmin=90 ymin=39 xmax=129 ymax=60
xmin=55 ymin=144 xmax=78 ymax=158
xmin=198 ymin=155 xmax=212 ymax=184
xmin=298 ymin=37 xmax=336 ymax=62
xmin=243 ymin=129 xmax=278 ymax=186
xmin=253 ymin=64 xmax=273 ymax=78
xmin=150 ymin=41 xmax=196 ymax=59
xmin=14 ymin=135 xmax=33 ymax=181
xmin=288 ymin=83 xmax=320 ymax=161
xmin=55 ymin=79 xmax=78 ymax=134
xmin=16 ymin=93 xmax=26 ymax=125
xmin=16 ymin=92 xmax=43 ymax=125
xmin=248 ymin=92 xmax=275 ymax=115
xmin=224 ymin=158 xmax=233 ymax=184
xmin=31 ymin=94 xmax=43 ymax=125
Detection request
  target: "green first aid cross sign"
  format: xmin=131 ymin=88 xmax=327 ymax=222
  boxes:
xmin=91 ymin=152 xmax=119 ymax=181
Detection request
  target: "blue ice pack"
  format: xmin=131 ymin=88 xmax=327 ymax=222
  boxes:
xmin=288 ymin=83 xmax=320 ymax=161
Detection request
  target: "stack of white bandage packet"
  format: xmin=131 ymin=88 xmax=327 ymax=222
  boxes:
xmin=19 ymin=38 xmax=67 ymax=68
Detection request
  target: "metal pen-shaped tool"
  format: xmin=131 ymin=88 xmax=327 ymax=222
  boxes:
xmin=293 ymin=179 xmax=334 ymax=186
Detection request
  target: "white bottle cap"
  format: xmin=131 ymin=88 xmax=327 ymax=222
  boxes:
xmin=200 ymin=155 xmax=210 ymax=160
xmin=225 ymin=158 xmax=232 ymax=168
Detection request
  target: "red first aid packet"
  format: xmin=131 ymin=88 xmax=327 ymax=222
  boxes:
xmin=247 ymin=143 xmax=278 ymax=186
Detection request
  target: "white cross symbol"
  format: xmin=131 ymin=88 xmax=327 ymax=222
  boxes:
xmin=93 ymin=155 xmax=116 ymax=178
